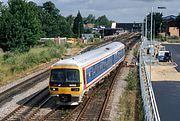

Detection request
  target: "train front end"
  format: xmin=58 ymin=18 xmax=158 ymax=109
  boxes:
xmin=49 ymin=65 xmax=83 ymax=105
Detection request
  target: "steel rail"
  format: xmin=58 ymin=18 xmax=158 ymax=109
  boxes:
xmin=97 ymin=65 xmax=122 ymax=121
xmin=23 ymin=96 xmax=51 ymax=121
xmin=2 ymin=87 xmax=49 ymax=121
xmin=0 ymin=70 xmax=49 ymax=106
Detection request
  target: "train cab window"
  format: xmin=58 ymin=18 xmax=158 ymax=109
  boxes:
xmin=51 ymin=71 xmax=65 ymax=83
xmin=66 ymin=70 xmax=79 ymax=83
xmin=50 ymin=69 xmax=80 ymax=84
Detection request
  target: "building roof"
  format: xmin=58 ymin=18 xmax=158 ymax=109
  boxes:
xmin=112 ymin=23 xmax=142 ymax=32
xmin=163 ymin=15 xmax=177 ymax=21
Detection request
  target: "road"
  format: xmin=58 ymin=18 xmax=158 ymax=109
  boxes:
xmin=163 ymin=44 xmax=180 ymax=72
xmin=152 ymin=44 xmax=180 ymax=121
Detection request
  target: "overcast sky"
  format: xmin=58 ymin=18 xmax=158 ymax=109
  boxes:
xmin=1 ymin=0 xmax=180 ymax=22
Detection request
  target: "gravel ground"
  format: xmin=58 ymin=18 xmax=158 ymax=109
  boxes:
xmin=104 ymin=45 xmax=136 ymax=121
xmin=0 ymin=79 xmax=48 ymax=119
xmin=150 ymin=65 xmax=180 ymax=81
xmin=0 ymin=68 xmax=49 ymax=94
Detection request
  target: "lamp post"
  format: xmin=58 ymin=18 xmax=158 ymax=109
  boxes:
xmin=150 ymin=6 xmax=166 ymax=81
xmin=151 ymin=6 xmax=166 ymax=43
xmin=142 ymin=20 xmax=144 ymax=37
xmin=145 ymin=15 xmax=148 ymax=39
xmin=149 ymin=6 xmax=167 ymax=88
xmin=151 ymin=7 xmax=153 ymax=46
xmin=154 ymin=20 xmax=156 ymax=41
xmin=149 ymin=7 xmax=153 ymax=86
xmin=158 ymin=7 xmax=166 ymax=9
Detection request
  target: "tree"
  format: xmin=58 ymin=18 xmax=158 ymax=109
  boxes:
xmin=42 ymin=1 xmax=59 ymax=16
xmin=146 ymin=12 xmax=164 ymax=37
xmin=176 ymin=14 xmax=180 ymax=37
xmin=0 ymin=2 xmax=3 ymax=17
xmin=0 ymin=0 xmax=41 ymax=52
xmin=85 ymin=14 xmax=95 ymax=24
xmin=73 ymin=11 xmax=84 ymax=37
xmin=95 ymin=15 xmax=111 ymax=27
xmin=0 ymin=1 xmax=3 ymax=9
xmin=38 ymin=1 xmax=73 ymax=38
xmin=66 ymin=15 xmax=74 ymax=28
xmin=176 ymin=13 xmax=180 ymax=29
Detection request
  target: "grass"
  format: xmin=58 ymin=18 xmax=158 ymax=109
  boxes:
xmin=133 ymin=43 xmax=140 ymax=58
xmin=0 ymin=45 xmax=64 ymax=84
xmin=119 ymin=68 xmax=144 ymax=121
xmin=0 ymin=40 xmax=89 ymax=85
xmin=125 ymin=70 xmax=137 ymax=91
xmin=119 ymin=42 xmax=144 ymax=121
xmin=120 ymin=90 xmax=136 ymax=121
xmin=168 ymin=36 xmax=179 ymax=40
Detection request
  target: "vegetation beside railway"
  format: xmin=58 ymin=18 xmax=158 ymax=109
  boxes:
xmin=0 ymin=32 xmax=141 ymax=120
xmin=120 ymin=68 xmax=143 ymax=121
xmin=0 ymin=32 xmax=136 ymax=85
xmin=119 ymin=43 xmax=144 ymax=121
xmin=0 ymin=41 xmax=86 ymax=85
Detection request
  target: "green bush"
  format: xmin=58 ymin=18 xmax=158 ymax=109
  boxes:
xmin=1 ymin=44 xmax=67 ymax=76
xmin=75 ymin=42 xmax=85 ymax=48
xmin=3 ymin=52 xmax=17 ymax=65
xmin=48 ymin=48 xmax=60 ymax=58
xmin=93 ymin=32 xmax=101 ymax=38
xmin=133 ymin=44 xmax=140 ymax=58
xmin=3 ymin=52 xmax=14 ymax=61
xmin=40 ymin=51 xmax=51 ymax=62
xmin=94 ymin=38 xmax=101 ymax=43
xmin=125 ymin=71 xmax=137 ymax=90
xmin=168 ymin=36 xmax=179 ymax=40
xmin=24 ymin=53 xmax=40 ymax=65
xmin=64 ymin=43 xmax=72 ymax=48
xmin=44 ymin=40 xmax=56 ymax=47
xmin=11 ymin=63 xmax=29 ymax=73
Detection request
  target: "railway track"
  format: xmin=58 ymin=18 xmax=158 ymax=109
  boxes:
xmin=0 ymin=32 xmax=140 ymax=107
xmin=33 ymin=33 xmax=139 ymax=121
xmin=76 ymin=66 xmax=122 ymax=121
xmin=39 ymin=106 xmax=74 ymax=121
xmin=59 ymin=34 xmax=140 ymax=121
xmin=1 ymin=32 xmax=141 ymax=121
xmin=0 ymin=33 xmax=129 ymax=107
xmin=60 ymin=64 xmax=122 ymax=121
xmin=2 ymin=87 xmax=50 ymax=121
xmin=0 ymin=70 xmax=50 ymax=107
xmin=32 ymin=64 xmax=124 ymax=121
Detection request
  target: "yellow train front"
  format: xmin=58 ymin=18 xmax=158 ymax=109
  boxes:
xmin=49 ymin=62 xmax=84 ymax=105
xmin=49 ymin=42 xmax=125 ymax=105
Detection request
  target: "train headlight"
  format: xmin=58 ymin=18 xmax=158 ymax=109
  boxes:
xmin=71 ymin=88 xmax=80 ymax=91
xmin=50 ymin=88 xmax=58 ymax=91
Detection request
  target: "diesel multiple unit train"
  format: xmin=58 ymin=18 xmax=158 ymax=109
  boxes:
xmin=49 ymin=42 xmax=125 ymax=105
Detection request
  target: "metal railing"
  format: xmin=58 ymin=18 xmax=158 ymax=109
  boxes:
xmin=139 ymin=37 xmax=161 ymax=121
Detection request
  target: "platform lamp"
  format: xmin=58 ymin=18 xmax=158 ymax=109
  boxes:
xmin=150 ymin=6 xmax=166 ymax=83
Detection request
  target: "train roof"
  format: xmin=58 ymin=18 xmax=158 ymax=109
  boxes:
xmin=52 ymin=42 xmax=125 ymax=68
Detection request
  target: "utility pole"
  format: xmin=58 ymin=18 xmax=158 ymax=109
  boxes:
xmin=150 ymin=6 xmax=153 ymax=85
xmin=154 ymin=20 xmax=156 ymax=41
xmin=151 ymin=7 xmax=153 ymax=45
xmin=145 ymin=15 xmax=148 ymax=39
xmin=142 ymin=20 xmax=144 ymax=36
